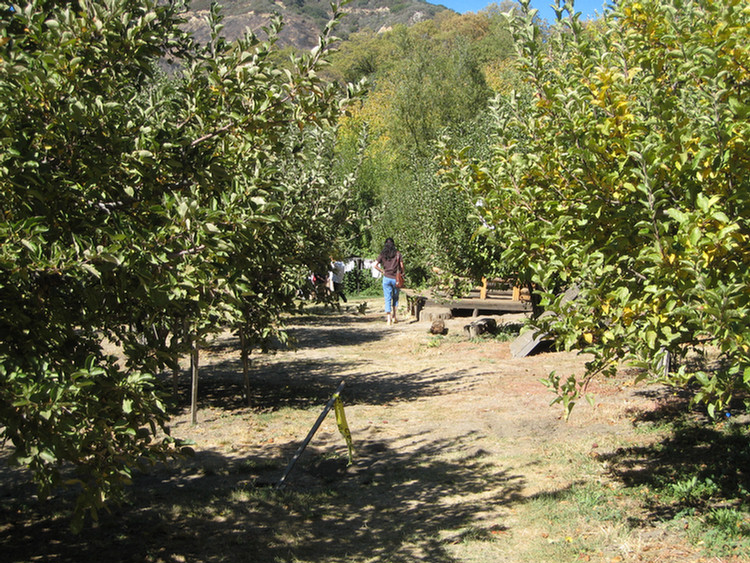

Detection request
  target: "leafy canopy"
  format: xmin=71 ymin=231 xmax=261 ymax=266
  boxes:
xmin=0 ymin=0 xmax=355 ymax=528
xmin=443 ymin=0 xmax=750 ymax=416
xmin=331 ymin=9 xmax=517 ymax=280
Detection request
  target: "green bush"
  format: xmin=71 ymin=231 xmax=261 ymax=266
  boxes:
xmin=343 ymin=268 xmax=382 ymax=297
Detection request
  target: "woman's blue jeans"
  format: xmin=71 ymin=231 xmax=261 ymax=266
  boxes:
xmin=382 ymin=276 xmax=399 ymax=313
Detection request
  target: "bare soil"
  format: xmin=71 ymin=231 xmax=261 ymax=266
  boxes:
xmin=1 ymin=298 xmax=746 ymax=563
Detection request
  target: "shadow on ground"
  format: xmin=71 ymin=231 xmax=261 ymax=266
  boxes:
xmin=169 ymin=358 xmax=485 ymax=416
xmin=9 ymin=310 xmax=748 ymax=562
xmin=601 ymin=389 xmax=750 ymax=522
xmin=0 ymin=310 xmax=519 ymax=562
xmin=166 ymin=311 xmax=484 ymax=414
xmin=1 ymin=430 xmax=526 ymax=563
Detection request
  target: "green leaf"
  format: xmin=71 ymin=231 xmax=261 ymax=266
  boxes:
xmin=20 ymin=239 xmax=38 ymax=254
xmin=80 ymin=263 xmax=101 ymax=278
xmin=122 ymin=399 xmax=133 ymax=414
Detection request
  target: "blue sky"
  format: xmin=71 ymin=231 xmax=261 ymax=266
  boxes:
xmin=429 ymin=0 xmax=609 ymax=23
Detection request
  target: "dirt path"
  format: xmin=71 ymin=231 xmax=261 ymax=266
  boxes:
xmin=175 ymin=299 xmax=656 ymax=474
xmin=158 ymin=299 xmax=684 ymax=562
xmin=1 ymin=298 xmax=731 ymax=563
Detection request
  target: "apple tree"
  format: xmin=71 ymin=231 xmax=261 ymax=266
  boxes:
xmin=443 ymin=0 xmax=750 ymax=416
xmin=0 ymin=0 xmax=355 ymax=527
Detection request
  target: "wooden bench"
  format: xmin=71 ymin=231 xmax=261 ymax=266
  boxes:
xmin=401 ymin=287 xmax=531 ymax=321
xmin=479 ymin=277 xmax=529 ymax=301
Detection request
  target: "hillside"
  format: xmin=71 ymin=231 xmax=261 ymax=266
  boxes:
xmin=184 ymin=0 xmax=453 ymax=50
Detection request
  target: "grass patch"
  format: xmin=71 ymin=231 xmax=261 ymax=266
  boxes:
xmin=427 ymin=336 xmax=443 ymax=348
xmin=515 ymin=484 xmax=634 ymax=561
xmin=348 ymin=286 xmax=383 ymax=299
xmin=608 ymin=414 xmax=750 ymax=558
xmin=468 ymin=328 xmax=519 ymax=344
xmin=508 ymin=414 xmax=750 ymax=561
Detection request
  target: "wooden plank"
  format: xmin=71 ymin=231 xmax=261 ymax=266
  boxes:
xmin=440 ymin=297 xmax=531 ymax=313
xmin=401 ymin=288 xmax=533 ymax=318
xmin=510 ymin=312 xmax=553 ymax=358
xmin=509 ymin=285 xmax=580 ymax=358
xmin=510 ymin=327 xmax=547 ymax=358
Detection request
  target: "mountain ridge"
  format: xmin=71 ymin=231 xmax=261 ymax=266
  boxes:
xmin=185 ymin=0 xmax=454 ymax=50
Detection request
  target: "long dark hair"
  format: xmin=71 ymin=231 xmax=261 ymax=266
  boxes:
xmin=381 ymin=237 xmax=397 ymax=260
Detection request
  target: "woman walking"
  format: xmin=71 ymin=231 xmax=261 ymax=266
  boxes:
xmin=375 ymin=237 xmax=404 ymax=326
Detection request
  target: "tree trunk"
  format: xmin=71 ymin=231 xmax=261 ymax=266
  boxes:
xmin=527 ymin=281 xmax=543 ymax=318
xmin=190 ymin=332 xmax=199 ymax=425
xmin=171 ymin=317 xmax=189 ymax=399
xmin=240 ymin=329 xmax=252 ymax=407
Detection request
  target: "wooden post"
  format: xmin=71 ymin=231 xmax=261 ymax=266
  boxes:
xmin=480 ymin=277 xmax=488 ymax=300
xmin=172 ymin=365 xmax=180 ymax=399
xmin=659 ymin=348 xmax=671 ymax=377
xmin=512 ymin=285 xmax=521 ymax=301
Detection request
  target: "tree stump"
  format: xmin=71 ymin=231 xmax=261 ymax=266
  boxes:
xmin=429 ymin=319 xmax=447 ymax=335
xmin=419 ymin=306 xmax=452 ymax=322
xmin=463 ymin=318 xmax=497 ymax=338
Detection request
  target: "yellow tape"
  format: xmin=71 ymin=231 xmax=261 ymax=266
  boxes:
xmin=334 ymin=395 xmax=354 ymax=465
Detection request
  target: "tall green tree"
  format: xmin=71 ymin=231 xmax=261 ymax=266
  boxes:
xmin=332 ymin=12 xmax=515 ymax=282
xmin=445 ymin=0 xmax=750 ymax=416
xmin=0 ymin=0 xmax=354 ymax=527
